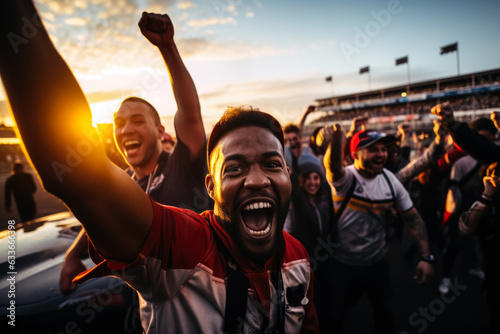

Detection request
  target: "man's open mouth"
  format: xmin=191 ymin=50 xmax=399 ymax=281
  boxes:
xmin=241 ymin=201 xmax=274 ymax=236
xmin=123 ymin=139 xmax=142 ymax=153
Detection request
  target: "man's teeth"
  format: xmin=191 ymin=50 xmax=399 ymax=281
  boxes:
xmin=243 ymin=201 xmax=271 ymax=211
xmin=247 ymin=224 xmax=271 ymax=236
xmin=242 ymin=201 xmax=272 ymax=236
xmin=124 ymin=140 xmax=141 ymax=150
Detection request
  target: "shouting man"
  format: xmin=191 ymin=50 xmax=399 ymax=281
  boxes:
xmin=0 ymin=1 xmax=318 ymax=333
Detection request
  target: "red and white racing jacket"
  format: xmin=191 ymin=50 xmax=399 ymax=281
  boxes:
xmin=76 ymin=201 xmax=319 ymax=333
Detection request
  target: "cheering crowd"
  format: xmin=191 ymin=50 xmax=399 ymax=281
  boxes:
xmin=1 ymin=1 xmax=498 ymax=333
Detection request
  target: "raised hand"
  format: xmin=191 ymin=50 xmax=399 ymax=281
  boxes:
xmin=398 ymin=123 xmax=413 ymax=147
xmin=397 ymin=123 xmax=410 ymax=137
xmin=348 ymin=116 xmax=369 ymax=136
xmin=431 ymin=102 xmax=455 ymax=124
xmin=483 ymin=175 xmax=500 ymax=197
xmin=317 ymin=124 xmax=345 ymax=148
xmin=59 ymin=254 xmax=87 ymax=294
xmin=138 ymin=12 xmax=174 ymax=47
xmin=490 ymin=111 xmax=500 ymax=131
xmin=414 ymin=261 xmax=434 ymax=284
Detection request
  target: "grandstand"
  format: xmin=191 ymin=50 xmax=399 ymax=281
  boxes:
xmin=303 ymin=68 xmax=500 ymax=136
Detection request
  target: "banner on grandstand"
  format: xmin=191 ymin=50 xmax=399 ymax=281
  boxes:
xmin=395 ymin=56 xmax=408 ymax=66
xmin=359 ymin=66 xmax=369 ymax=74
xmin=440 ymin=42 xmax=458 ymax=55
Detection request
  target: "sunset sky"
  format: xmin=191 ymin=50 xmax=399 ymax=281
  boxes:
xmin=1 ymin=0 xmax=499 ymax=134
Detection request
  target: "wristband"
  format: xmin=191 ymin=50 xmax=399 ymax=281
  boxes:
xmin=481 ymin=193 xmax=493 ymax=201
xmin=421 ymin=254 xmax=436 ymax=264
xmin=479 ymin=194 xmax=493 ymax=206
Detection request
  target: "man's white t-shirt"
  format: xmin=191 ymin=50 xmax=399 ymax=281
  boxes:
xmin=329 ymin=165 xmax=413 ymax=266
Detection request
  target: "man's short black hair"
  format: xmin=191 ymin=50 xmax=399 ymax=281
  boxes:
xmin=207 ymin=106 xmax=284 ymax=172
xmin=117 ymin=96 xmax=161 ymax=126
xmin=12 ymin=161 xmax=24 ymax=173
xmin=470 ymin=117 xmax=497 ymax=135
xmin=282 ymin=123 xmax=301 ymax=136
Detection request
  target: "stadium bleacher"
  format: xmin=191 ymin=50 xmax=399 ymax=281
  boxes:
xmin=305 ymin=68 xmax=500 ymax=135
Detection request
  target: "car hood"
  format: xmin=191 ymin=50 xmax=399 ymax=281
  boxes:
xmin=0 ymin=212 xmax=86 ymax=306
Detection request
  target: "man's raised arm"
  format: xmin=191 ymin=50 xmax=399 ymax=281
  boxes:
xmin=139 ymin=12 xmax=205 ymax=159
xmin=431 ymin=103 xmax=500 ymax=165
xmin=0 ymin=0 xmax=152 ymax=262
xmin=322 ymin=124 xmax=346 ymax=183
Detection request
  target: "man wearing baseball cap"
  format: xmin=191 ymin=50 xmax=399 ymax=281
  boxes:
xmin=321 ymin=126 xmax=435 ymax=333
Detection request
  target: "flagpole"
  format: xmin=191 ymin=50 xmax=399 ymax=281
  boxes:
xmin=325 ymin=75 xmax=334 ymax=96
xmin=406 ymin=62 xmax=410 ymax=84
xmin=395 ymin=56 xmax=409 ymax=92
xmin=407 ymin=62 xmax=410 ymax=93
xmin=359 ymin=66 xmax=370 ymax=91
xmin=440 ymin=42 xmax=459 ymax=76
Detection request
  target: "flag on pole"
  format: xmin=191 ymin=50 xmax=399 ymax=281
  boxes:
xmin=359 ymin=66 xmax=369 ymax=74
xmin=325 ymin=76 xmax=332 ymax=82
xmin=440 ymin=42 xmax=458 ymax=55
xmin=395 ymin=56 xmax=408 ymax=66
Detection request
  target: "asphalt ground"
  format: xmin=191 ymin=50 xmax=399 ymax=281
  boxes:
xmin=342 ymin=230 xmax=490 ymax=334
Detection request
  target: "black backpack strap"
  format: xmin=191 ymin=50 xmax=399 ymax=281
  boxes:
xmin=335 ymin=176 xmax=357 ymax=221
xmin=330 ymin=176 xmax=357 ymax=241
xmin=207 ymin=220 xmax=285 ymax=333
xmin=382 ymin=170 xmax=396 ymax=208
xmin=224 ymin=265 xmax=250 ymax=333
xmin=208 ymin=220 xmax=249 ymax=333
xmin=269 ymin=268 xmax=285 ymax=334
xmin=382 ymin=170 xmax=398 ymax=247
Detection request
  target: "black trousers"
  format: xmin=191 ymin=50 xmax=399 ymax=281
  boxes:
xmin=323 ymin=257 xmax=393 ymax=334
xmin=485 ymin=268 xmax=500 ymax=334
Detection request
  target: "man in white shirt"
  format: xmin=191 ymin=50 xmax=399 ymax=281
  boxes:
xmin=322 ymin=126 xmax=435 ymax=333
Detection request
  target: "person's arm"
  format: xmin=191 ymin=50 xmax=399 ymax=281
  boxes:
xmin=431 ymin=103 xmax=500 ymax=165
xmin=398 ymin=124 xmax=412 ymax=163
xmin=298 ymin=105 xmax=315 ymax=132
xmin=60 ymin=229 xmax=88 ymax=294
xmin=322 ymin=124 xmax=346 ymax=183
xmin=491 ymin=111 xmax=500 ymax=131
xmin=396 ymin=120 xmax=447 ymax=185
xmin=459 ymin=176 xmax=498 ymax=236
xmin=400 ymin=207 xmax=435 ymax=283
xmin=346 ymin=116 xmax=368 ymax=138
xmin=437 ymin=144 xmax=466 ymax=173
xmin=139 ymin=13 xmax=205 ymax=160
xmin=0 ymin=1 xmax=152 ymax=262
